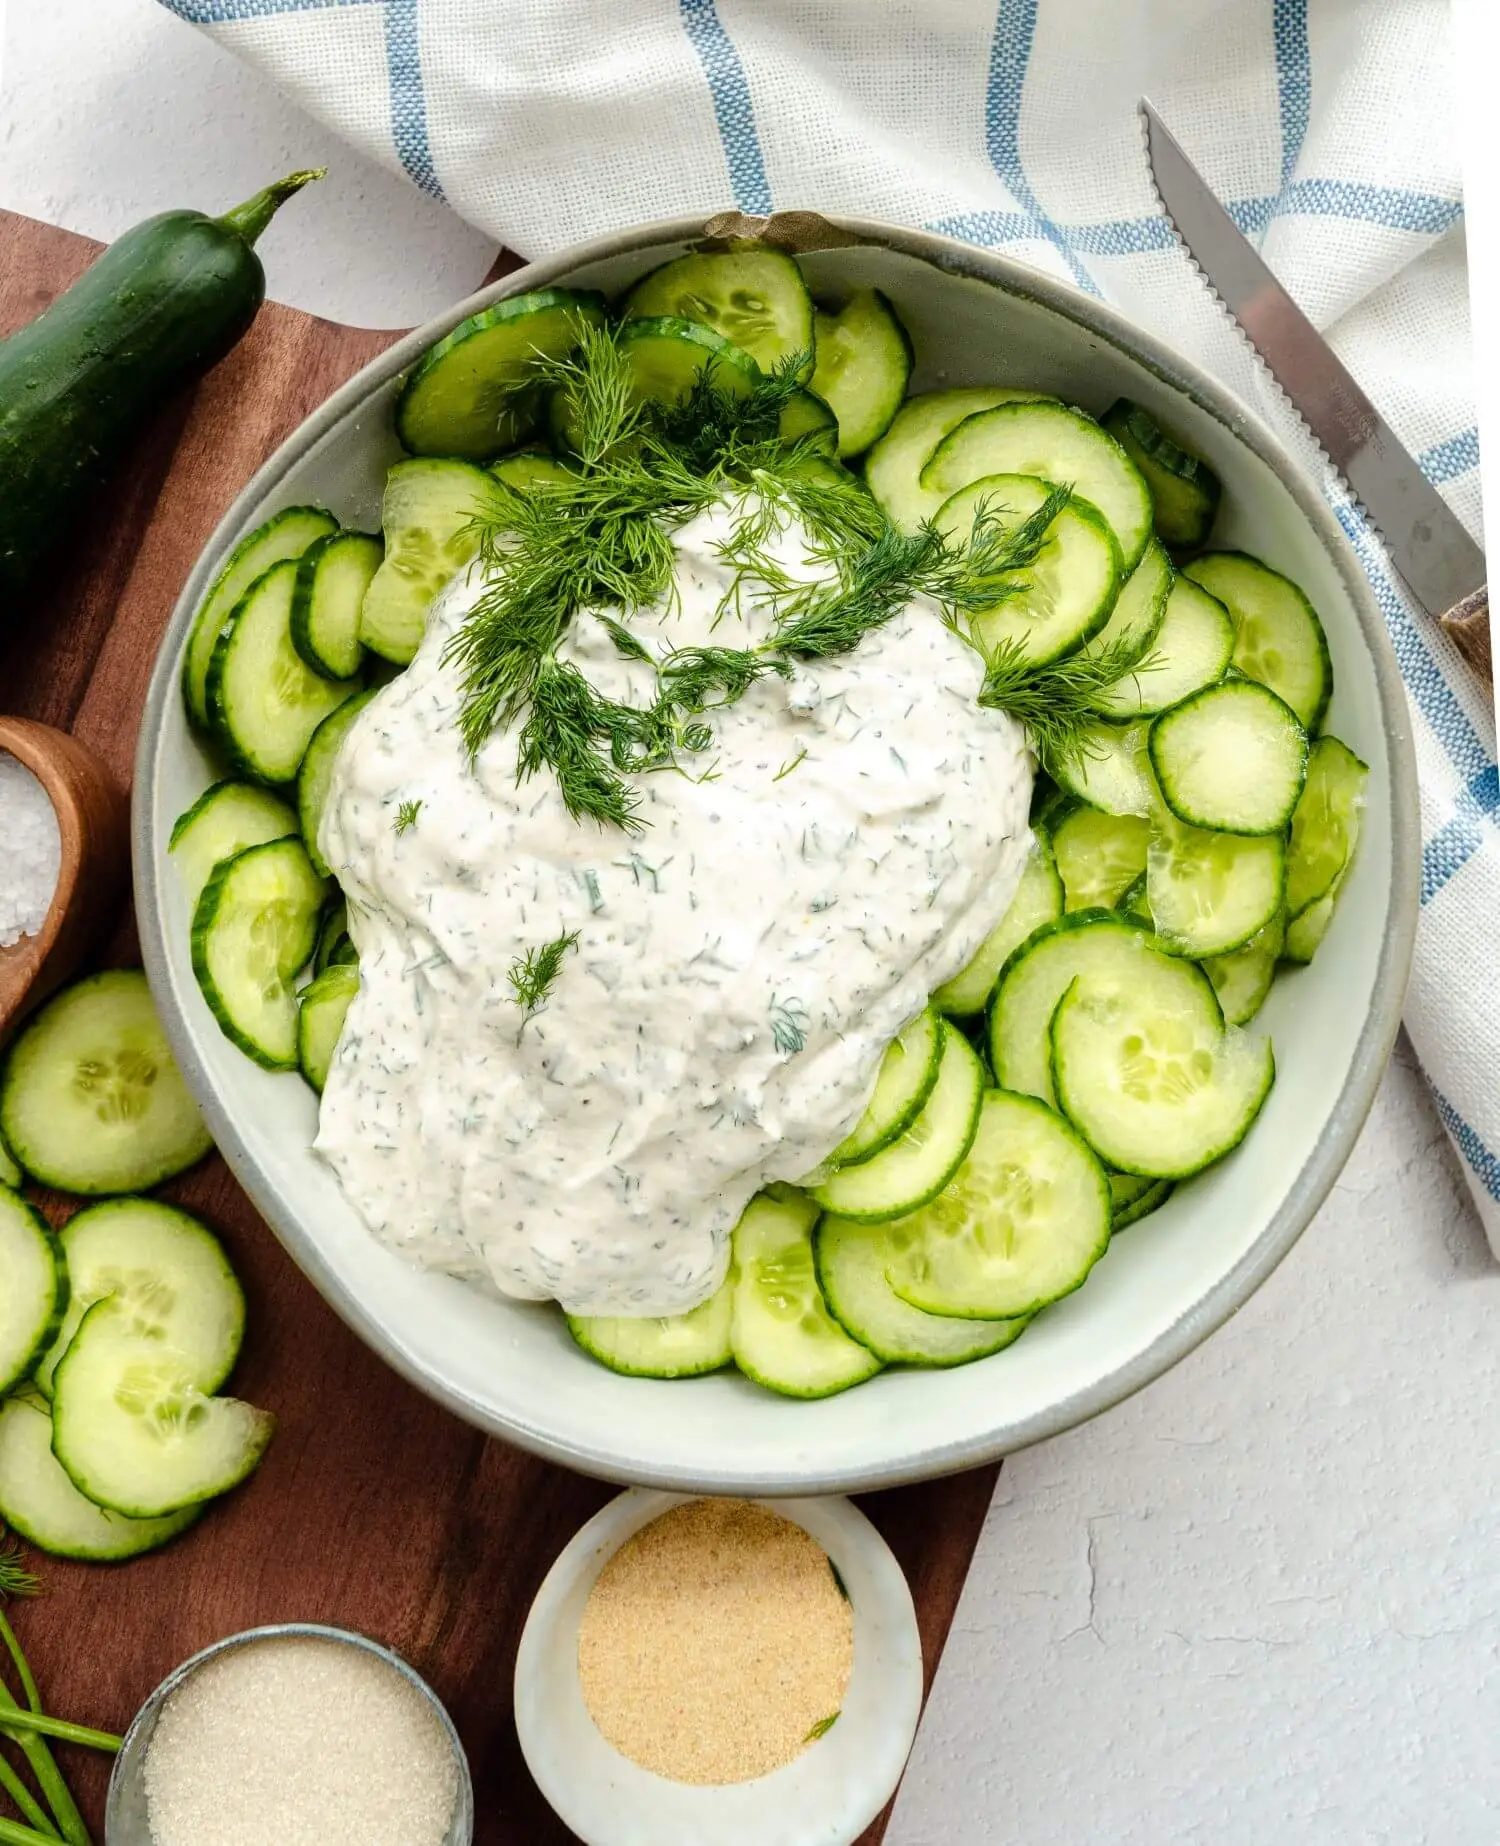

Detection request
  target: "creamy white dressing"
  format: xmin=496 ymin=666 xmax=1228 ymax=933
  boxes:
xmin=315 ymin=500 xmax=1033 ymax=1315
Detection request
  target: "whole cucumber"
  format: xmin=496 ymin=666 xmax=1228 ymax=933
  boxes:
xmin=0 ymin=169 xmax=324 ymax=590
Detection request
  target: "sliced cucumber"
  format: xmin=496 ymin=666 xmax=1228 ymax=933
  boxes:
xmin=207 ymin=558 xmax=363 ymax=786
xmin=314 ymin=899 xmax=356 ymax=974
xmin=568 ymin=1278 xmax=732 ymax=1379
xmin=1102 ymin=400 xmax=1221 ymax=551
xmin=1202 ymin=910 xmax=1285 ymax=1025
xmin=888 ymin=1090 xmax=1111 ymax=1320
xmin=0 ymin=1128 xmax=20 ymax=1189
xmin=169 ymin=781 xmax=298 ymax=919
xmin=298 ymin=689 xmax=377 ymax=878
xmin=491 ymin=448 xmax=576 ymax=494
xmin=923 ymin=400 xmax=1155 ymax=572
xmin=1284 ymin=890 xmax=1338 ymax=963
xmin=51 ymin=1300 xmax=274 ymax=1518
xmin=297 ymin=963 xmax=359 ymax=1093
xmin=359 ymin=458 xmax=495 ymax=666
xmin=1051 ymin=719 xmax=1155 ymax=817
xmin=1052 ymin=806 xmax=1149 ymax=911
xmin=729 ymin=1188 xmax=881 ymax=1398
xmin=830 ymin=1009 xmax=942 ymax=1167
xmin=1286 ymin=735 xmax=1370 ymax=918
xmin=0 ymin=1397 xmax=199 ymax=1563
xmin=1081 ymin=537 xmax=1172 ymax=669
xmin=291 ymin=530 xmax=380 ymax=682
xmin=1146 ymin=817 xmax=1285 ymax=957
xmin=396 ymin=288 xmax=607 ymax=459
xmin=931 ymin=827 xmax=1063 ymax=1017
xmin=1050 ymin=978 xmax=1275 ymax=1179
xmin=1149 ymin=679 xmax=1308 ymax=836
xmin=810 ymin=1024 xmax=985 ymax=1222
xmin=623 ymin=246 xmax=814 ymax=376
xmin=0 ymin=970 xmax=212 ymax=1195
xmin=35 ymin=1197 xmax=244 ymax=1401
xmin=937 ymin=475 xmax=1122 ymax=667
xmin=1111 ymin=1175 xmax=1176 ymax=1231
xmin=864 ymin=387 xmax=1051 ymax=533
xmin=181 ymin=506 xmax=338 ymax=729
xmin=1183 ymin=552 xmax=1332 ymax=732
xmin=0 ymin=1189 xmax=65 ymax=1395
xmin=191 ymin=838 xmax=327 ymax=1070
xmin=778 ymin=387 xmax=840 ymax=455
xmin=808 ymin=290 xmax=912 ymax=458
xmin=815 ymin=1214 xmax=1031 ymax=1366
xmin=618 ymin=314 xmax=758 ymax=412
xmin=1098 ymin=574 xmax=1233 ymax=718
xmin=989 ymin=910 xmax=1159 ymax=1107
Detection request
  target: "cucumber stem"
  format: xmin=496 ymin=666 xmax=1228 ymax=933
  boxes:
xmin=0 ymin=1714 xmax=120 ymax=1756
xmin=0 ymin=1756 xmax=58 ymax=1838
xmin=218 ymin=168 xmax=327 ymax=246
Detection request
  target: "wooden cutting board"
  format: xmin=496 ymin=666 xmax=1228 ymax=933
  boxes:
xmin=0 ymin=210 xmax=998 ymax=1845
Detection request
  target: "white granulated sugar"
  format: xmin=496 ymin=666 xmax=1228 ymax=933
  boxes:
xmin=143 ymin=1636 xmax=460 ymax=1846
xmin=0 ymin=752 xmax=61 ymax=949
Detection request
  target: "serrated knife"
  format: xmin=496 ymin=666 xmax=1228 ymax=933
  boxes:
xmin=1140 ymin=98 xmax=1490 ymax=680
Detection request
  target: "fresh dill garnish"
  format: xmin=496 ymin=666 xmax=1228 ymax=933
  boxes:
xmin=773 ymin=746 xmax=808 ymax=781
xmin=976 ymin=630 xmax=1146 ymax=773
xmin=769 ymin=996 xmax=810 ymax=1054
xmin=805 ymin=1713 xmax=841 ymax=1742
xmin=393 ymin=799 xmax=423 ymax=836
xmin=0 ymin=1539 xmax=38 ymax=1601
xmin=507 ymin=928 xmax=580 ymax=1019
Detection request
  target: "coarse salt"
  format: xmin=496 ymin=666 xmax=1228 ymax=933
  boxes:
xmin=143 ymin=1635 xmax=460 ymax=1846
xmin=0 ymin=751 xmax=61 ymax=949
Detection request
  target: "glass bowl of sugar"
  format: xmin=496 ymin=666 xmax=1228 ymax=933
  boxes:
xmin=104 ymin=1623 xmax=473 ymax=1846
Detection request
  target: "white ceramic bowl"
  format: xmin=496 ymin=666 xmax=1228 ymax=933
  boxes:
xmin=514 ymin=1490 xmax=922 ymax=1846
xmin=134 ymin=213 xmax=1419 ymax=1493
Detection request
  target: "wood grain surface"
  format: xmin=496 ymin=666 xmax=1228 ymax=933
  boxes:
xmin=0 ymin=210 xmax=998 ymax=1844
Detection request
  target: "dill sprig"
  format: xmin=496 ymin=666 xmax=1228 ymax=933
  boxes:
xmin=0 ymin=1540 xmax=37 ymax=1602
xmin=393 ymin=799 xmax=422 ymax=836
xmin=507 ymin=929 xmax=580 ymax=1019
xmin=976 ymin=630 xmax=1146 ymax=772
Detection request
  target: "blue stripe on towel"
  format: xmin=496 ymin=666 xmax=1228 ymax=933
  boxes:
xmin=1420 ymin=427 xmax=1481 ymax=485
xmin=1422 ymin=767 xmax=1499 ymax=905
xmin=1432 ymin=1087 xmax=1500 ymax=1203
xmin=679 ymin=0 xmax=771 ymax=216
xmin=160 ymin=0 xmax=370 ymax=18
xmin=384 ymin=0 xmax=444 ymax=200
xmin=1273 ymin=0 xmax=1312 ymax=189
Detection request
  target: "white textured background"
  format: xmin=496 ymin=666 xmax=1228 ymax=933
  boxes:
xmin=2 ymin=3 xmax=1496 ymax=1840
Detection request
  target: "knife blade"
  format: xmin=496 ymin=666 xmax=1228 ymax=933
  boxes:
xmin=1140 ymin=98 xmax=1489 ymax=676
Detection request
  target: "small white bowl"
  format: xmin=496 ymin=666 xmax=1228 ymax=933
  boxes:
xmin=515 ymin=1491 xmax=922 ymax=1846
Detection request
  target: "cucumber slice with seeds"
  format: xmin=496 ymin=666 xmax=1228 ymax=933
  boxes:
xmin=298 ymin=689 xmax=377 ymax=879
xmin=623 ymin=246 xmax=814 ymax=376
xmin=182 ymin=506 xmax=338 ymax=729
xmin=1098 ymin=573 xmax=1233 ymax=718
xmin=932 ymin=827 xmax=1063 ymax=1017
xmin=1149 ymin=679 xmax=1308 ymax=836
xmin=830 ymin=1009 xmax=942 ymax=1167
xmin=1102 ymin=400 xmax=1221 ymax=551
xmin=34 ymin=1197 xmax=244 ymax=1401
xmin=191 ymin=838 xmax=327 ymax=1070
xmin=1080 ymin=537 xmax=1172 ymax=669
xmin=1202 ymin=911 xmax=1285 ymax=1025
xmin=359 ymin=458 xmax=495 ymax=666
xmin=51 ymin=1300 xmax=274 ymax=1518
xmin=810 ymin=1024 xmax=985 ymax=1223
xmin=923 ymin=400 xmax=1155 ymax=572
xmin=1052 ymin=806 xmax=1150 ymax=911
xmin=1050 ymin=978 xmax=1275 ymax=1179
xmin=989 ymin=910 xmax=1160 ymax=1108
xmin=1286 ymin=736 xmax=1369 ymax=918
xmin=730 ymin=1188 xmax=881 ymax=1398
xmin=1146 ymin=817 xmax=1285 ymax=958
xmin=291 ymin=530 xmax=380 ymax=681
xmin=815 ymin=1214 xmax=1031 ymax=1366
xmin=936 ymin=475 xmax=1122 ymax=667
xmin=1183 ymin=552 xmax=1332 ymax=732
xmin=809 ymin=289 xmax=912 ymax=458
xmin=865 ymin=387 xmax=1052 ymax=534
xmin=169 ymin=781 xmax=298 ymax=918
xmin=207 ymin=558 xmax=363 ymax=786
xmin=297 ymin=963 xmax=359 ymax=1093
xmin=568 ymin=1279 xmax=732 ymax=1379
xmin=1051 ymin=719 xmax=1155 ymax=817
xmin=0 ymin=1189 xmax=65 ymax=1395
xmin=0 ymin=970 xmax=212 ymax=1194
xmin=0 ymin=1397 xmax=200 ymax=1562
xmin=888 ymin=1090 xmax=1111 ymax=1321
xmin=396 ymin=288 xmax=606 ymax=459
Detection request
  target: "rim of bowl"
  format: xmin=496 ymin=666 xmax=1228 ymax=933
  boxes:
xmin=133 ymin=212 xmax=1420 ymax=1494
xmin=104 ymin=1621 xmax=474 ymax=1845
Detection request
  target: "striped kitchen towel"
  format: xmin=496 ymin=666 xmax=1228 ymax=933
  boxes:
xmin=159 ymin=0 xmax=1496 ymax=1247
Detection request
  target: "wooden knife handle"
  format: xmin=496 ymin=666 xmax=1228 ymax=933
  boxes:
xmin=1441 ymin=584 xmax=1491 ymax=681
